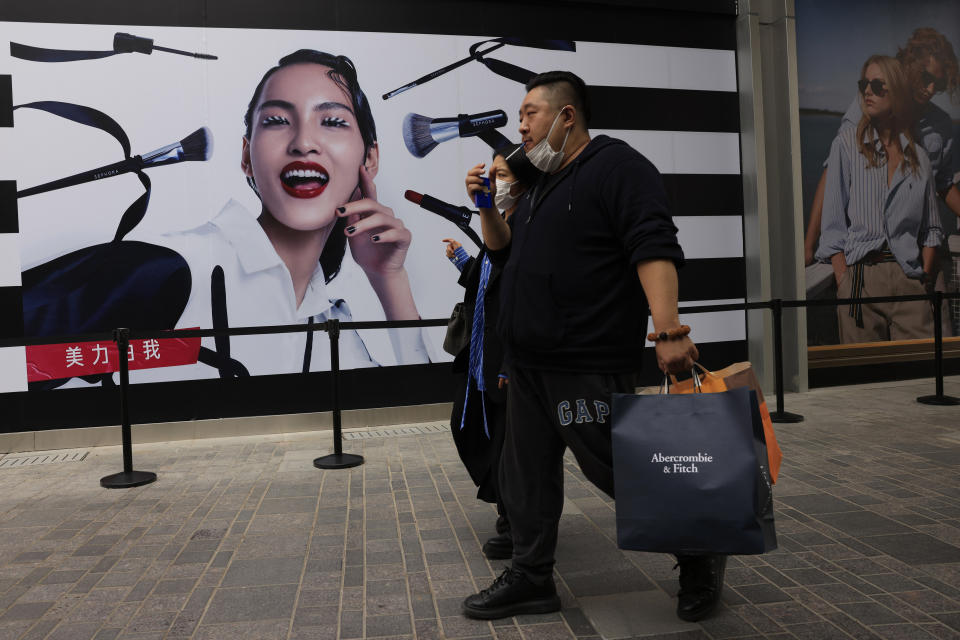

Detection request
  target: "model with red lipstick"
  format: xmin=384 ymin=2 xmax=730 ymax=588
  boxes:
xmin=135 ymin=50 xmax=429 ymax=380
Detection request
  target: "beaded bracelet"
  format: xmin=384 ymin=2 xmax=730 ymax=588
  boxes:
xmin=647 ymin=325 xmax=691 ymax=343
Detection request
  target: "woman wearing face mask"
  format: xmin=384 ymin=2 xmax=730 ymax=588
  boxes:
xmin=815 ymin=55 xmax=943 ymax=343
xmin=441 ymin=143 xmax=539 ymax=560
xmin=137 ymin=49 xmax=428 ymax=381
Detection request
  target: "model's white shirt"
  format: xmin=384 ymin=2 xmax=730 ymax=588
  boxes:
xmin=131 ymin=199 xmax=428 ymax=382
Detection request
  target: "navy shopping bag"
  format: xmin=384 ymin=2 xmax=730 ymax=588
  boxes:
xmin=611 ymin=385 xmax=776 ymax=555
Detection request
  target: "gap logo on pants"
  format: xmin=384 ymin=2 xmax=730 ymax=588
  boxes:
xmin=557 ymin=399 xmax=610 ymax=426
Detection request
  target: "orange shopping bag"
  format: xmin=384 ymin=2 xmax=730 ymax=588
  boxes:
xmin=669 ymin=362 xmax=783 ymax=483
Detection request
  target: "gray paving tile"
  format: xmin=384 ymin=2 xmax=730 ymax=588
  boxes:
xmin=861 ymin=533 xmax=960 ymax=565
xmin=734 ymin=583 xmax=793 ymax=604
xmin=836 ymin=601 xmax=906 ymax=625
xmin=45 ymin=621 xmax=101 ymax=640
xmin=0 ymin=601 xmax=53 ymax=622
xmin=221 ymin=557 xmax=303 ymax=587
xmin=561 ymin=567 xmax=655 ymax=598
xmin=193 ymin=619 xmax=290 ymax=639
xmin=366 ymin=614 xmax=412 ymax=637
xmin=257 ymin=497 xmax=317 ymax=515
xmin=871 ymin=623 xmax=939 ymax=639
xmin=202 ymin=585 xmax=297 ymax=624
xmin=19 ymin=618 xmax=60 ymax=640
xmin=779 ymin=494 xmax=864 ymax=515
xmin=153 ymin=578 xmax=196 ymax=594
xmin=292 ymin=605 xmax=338 ymax=627
xmin=439 ymin=615 xmax=493 ymax=638
xmin=783 ymin=620 xmax=856 ymax=640
xmin=578 ymin=591 xmax=699 ymax=639
xmin=339 ymin=609 xmax=363 ymax=639
xmin=13 ymin=552 xmax=52 ymax=563
xmin=816 ymin=511 xmax=913 ymax=537
xmin=861 ymin=573 xmax=924 ymax=593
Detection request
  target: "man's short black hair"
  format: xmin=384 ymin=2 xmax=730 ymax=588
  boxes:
xmin=525 ymin=70 xmax=591 ymax=124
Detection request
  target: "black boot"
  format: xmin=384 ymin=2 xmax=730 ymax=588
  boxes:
xmin=482 ymin=532 xmax=513 ymax=560
xmin=462 ymin=567 xmax=561 ymax=619
xmin=675 ymin=554 xmax=726 ymax=622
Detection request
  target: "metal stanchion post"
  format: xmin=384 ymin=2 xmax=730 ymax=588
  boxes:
xmin=314 ymin=319 xmax=364 ymax=469
xmin=770 ymin=299 xmax=804 ymax=423
xmin=100 ymin=328 xmax=157 ymax=488
xmin=918 ymin=290 xmax=959 ymax=406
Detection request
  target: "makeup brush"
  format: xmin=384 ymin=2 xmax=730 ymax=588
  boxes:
xmin=18 ymin=127 xmax=214 ymax=198
xmin=402 ymin=110 xmax=507 ymax=158
xmin=404 ymin=190 xmax=484 ymax=249
xmin=10 ymin=33 xmax=218 ymax=63
xmin=383 ymin=38 xmax=574 ymax=100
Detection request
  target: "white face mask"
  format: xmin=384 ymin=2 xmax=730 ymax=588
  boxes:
xmin=526 ymin=106 xmax=571 ymax=173
xmin=494 ymin=178 xmax=519 ymax=211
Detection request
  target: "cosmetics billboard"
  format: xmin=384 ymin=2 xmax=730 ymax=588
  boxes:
xmin=0 ymin=2 xmax=747 ymax=430
xmin=796 ymin=0 xmax=960 ymax=370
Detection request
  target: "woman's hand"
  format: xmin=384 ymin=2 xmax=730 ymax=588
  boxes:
xmin=339 ymin=164 xmax=411 ymax=277
xmin=338 ymin=164 xmax=418 ymax=320
xmin=443 ymin=238 xmax=462 ymax=259
xmin=830 ymin=252 xmax=847 ymax=284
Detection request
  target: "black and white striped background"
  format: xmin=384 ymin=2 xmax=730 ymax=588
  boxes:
xmin=0 ymin=1 xmax=744 ymax=428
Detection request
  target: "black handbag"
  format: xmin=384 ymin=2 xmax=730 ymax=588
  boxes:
xmin=443 ymin=302 xmax=470 ymax=356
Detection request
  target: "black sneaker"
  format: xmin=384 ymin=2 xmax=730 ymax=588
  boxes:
xmin=482 ymin=532 xmax=513 ymax=560
xmin=675 ymin=554 xmax=726 ymax=622
xmin=462 ymin=567 xmax=561 ymax=619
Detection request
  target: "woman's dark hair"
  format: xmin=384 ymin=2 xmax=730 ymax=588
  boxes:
xmin=243 ymin=50 xmax=377 ymax=284
xmin=492 ymin=143 xmax=542 ymax=187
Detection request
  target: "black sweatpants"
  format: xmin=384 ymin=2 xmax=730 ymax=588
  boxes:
xmin=498 ymin=364 xmax=634 ymax=583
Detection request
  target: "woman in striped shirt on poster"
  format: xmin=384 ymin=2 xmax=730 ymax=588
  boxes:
xmin=816 ymin=54 xmax=944 ymax=343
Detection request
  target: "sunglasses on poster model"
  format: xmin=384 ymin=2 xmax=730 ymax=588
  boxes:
xmin=858 ymin=78 xmax=888 ymax=97
xmin=920 ymin=70 xmax=947 ymax=93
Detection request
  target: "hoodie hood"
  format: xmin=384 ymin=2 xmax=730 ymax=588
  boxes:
xmin=529 ymin=135 xmax=631 ymax=217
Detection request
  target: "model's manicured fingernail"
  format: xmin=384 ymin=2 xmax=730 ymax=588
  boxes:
xmin=372 ymin=235 xmax=380 ymax=242
xmin=337 ymin=207 xmax=346 ymax=213
xmin=346 ymin=226 xmax=356 ymax=234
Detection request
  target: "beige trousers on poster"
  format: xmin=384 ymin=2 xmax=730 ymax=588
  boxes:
xmin=836 ymin=261 xmax=934 ymax=343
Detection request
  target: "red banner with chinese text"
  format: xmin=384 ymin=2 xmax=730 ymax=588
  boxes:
xmin=25 ymin=332 xmax=202 ymax=382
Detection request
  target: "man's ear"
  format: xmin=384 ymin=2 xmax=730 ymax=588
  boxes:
xmin=241 ymin=137 xmax=253 ymax=178
xmin=563 ymin=105 xmax=579 ymax=131
xmin=364 ymin=142 xmax=380 ymax=179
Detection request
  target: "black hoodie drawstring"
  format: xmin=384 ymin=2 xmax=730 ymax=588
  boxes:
xmin=568 ymin=160 xmax=581 ymax=216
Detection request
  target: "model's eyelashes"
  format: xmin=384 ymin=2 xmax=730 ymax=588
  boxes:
xmin=322 ymin=116 xmax=350 ymax=128
xmin=262 ymin=114 xmax=289 ymax=127
xmin=259 ymin=115 xmax=350 ymax=128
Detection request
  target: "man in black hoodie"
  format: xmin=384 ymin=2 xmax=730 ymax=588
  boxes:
xmin=461 ymin=71 xmax=727 ymax=622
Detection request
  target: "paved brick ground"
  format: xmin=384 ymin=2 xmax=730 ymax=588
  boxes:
xmin=0 ymin=376 xmax=957 ymax=639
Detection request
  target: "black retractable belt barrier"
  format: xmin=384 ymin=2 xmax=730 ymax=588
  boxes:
xmin=918 ymin=290 xmax=960 ymax=406
xmin=100 ymin=328 xmax=157 ymax=488
xmin=314 ymin=319 xmax=364 ymax=470
xmin=770 ymin=299 xmax=804 ymax=423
